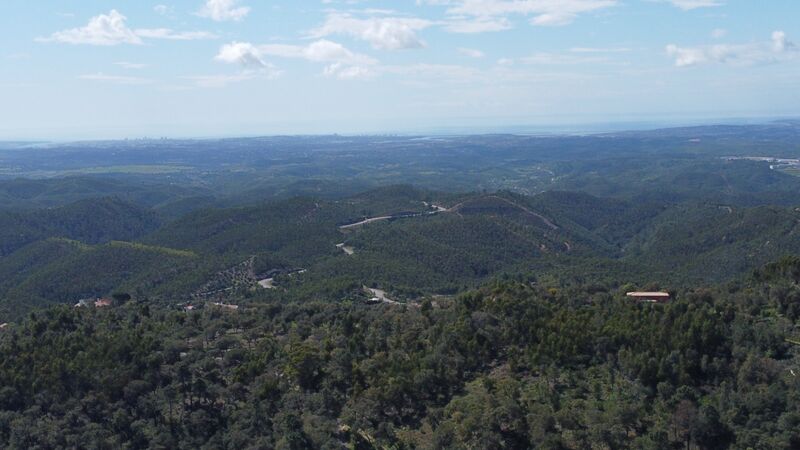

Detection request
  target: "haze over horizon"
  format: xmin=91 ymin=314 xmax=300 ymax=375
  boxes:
xmin=2 ymin=0 xmax=800 ymax=139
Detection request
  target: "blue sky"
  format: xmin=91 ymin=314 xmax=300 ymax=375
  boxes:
xmin=1 ymin=0 xmax=799 ymax=139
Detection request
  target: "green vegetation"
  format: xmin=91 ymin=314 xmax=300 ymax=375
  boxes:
xmin=0 ymin=177 xmax=210 ymax=212
xmin=1 ymin=125 xmax=799 ymax=448
xmin=1 ymin=184 xmax=799 ymax=320
xmin=0 ymin=239 xmax=203 ymax=319
xmin=1 ymin=259 xmax=799 ymax=448
xmin=0 ymin=197 xmax=160 ymax=257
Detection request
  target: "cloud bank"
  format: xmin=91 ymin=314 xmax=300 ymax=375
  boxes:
xmin=667 ymin=31 xmax=797 ymax=67
xmin=38 ymin=10 xmax=215 ymax=45
xmin=216 ymin=40 xmax=378 ymax=80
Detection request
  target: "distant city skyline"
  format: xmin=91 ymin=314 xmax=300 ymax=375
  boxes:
xmin=2 ymin=0 xmax=799 ymax=139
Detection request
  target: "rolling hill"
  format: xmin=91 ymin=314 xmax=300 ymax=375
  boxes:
xmin=0 ymin=197 xmax=160 ymax=257
xmin=0 ymin=240 xmax=201 ymax=319
xmin=1 ymin=185 xmax=799 ymax=320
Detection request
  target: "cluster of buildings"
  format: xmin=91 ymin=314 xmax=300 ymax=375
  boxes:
xmin=74 ymin=298 xmax=113 ymax=308
xmin=723 ymin=156 xmax=800 ymax=171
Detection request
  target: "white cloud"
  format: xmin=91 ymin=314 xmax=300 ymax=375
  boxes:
xmin=665 ymin=0 xmax=723 ymax=10
xmin=307 ymin=40 xmax=377 ymax=65
xmin=215 ymin=42 xmax=268 ymax=67
xmin=260 ymin=40 xmax=378 ymax=66
xmin=215 ymin=39 xmax=377 ymax=80
xmin=196 ymin=0 xmax=250 ymax=22
xmin=711 ymin=28 xmax=727 ymax=39
xmin=39 ymin=10 xmax=142 ymax=45
xmin=771 ymin=31 xmax=797 ymax=53
xmin=458 ymin=47 xmax=485 ymax=58
xmin=199 ymin=41 xmax=286 ymax=87
xmin=78 ymin=73 xmax=152 ymax=85
xmin=423 ymin=0 xmax=617 ymax=28
xmin=665 ymin=45 xmax=706 ymax=66
xmin=323 ymin=63 xmax=375 ymax=80
xmin=38 ymin=10 xmax=215 ymax=45
xmin=666 ymin=31 xmax=798 ymax=67
xmin=310 ymin=13 xmax=433 ymax=50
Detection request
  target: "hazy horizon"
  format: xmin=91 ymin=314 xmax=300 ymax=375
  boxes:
xmin=3 ymin=114 xmax=799 ymax=143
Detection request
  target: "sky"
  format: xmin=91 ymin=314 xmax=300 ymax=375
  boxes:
xmin=1 ymin=0 xmax=799 ymax=139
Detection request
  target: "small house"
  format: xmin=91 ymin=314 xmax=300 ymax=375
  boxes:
xmin=94 ymin=298 xmax=113 ymax=308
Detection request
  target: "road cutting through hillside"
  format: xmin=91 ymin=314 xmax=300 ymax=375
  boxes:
xmin=338 ymin=197 xmax=558 ymax=231
xmin=337 ymin=243 xmax=355 ymax=255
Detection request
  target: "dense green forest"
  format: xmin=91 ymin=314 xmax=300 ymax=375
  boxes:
xmin=1 ymin=257 xmax=799 ymax=448
xmin=0 ymin=197 xmax=159 ymax=257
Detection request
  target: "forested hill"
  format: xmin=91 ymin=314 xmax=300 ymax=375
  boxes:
xmin=0 ymin=257 xmax=798 ymax=448
xmin=0 ymin=177 xmax=211 ymax=213
xmin=0 ymin=186 xmax=799 ymax=321
xmin=0 ymin=240 xmax=202 ymax=320
xmin=0 ymin=197 xmax=159 ymax=257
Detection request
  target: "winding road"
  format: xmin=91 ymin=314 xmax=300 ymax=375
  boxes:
xmin=338 ymin=196 xmax=558 ymax=231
